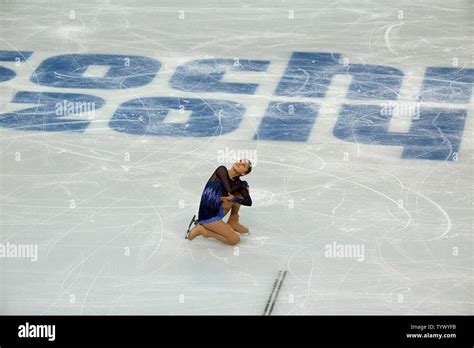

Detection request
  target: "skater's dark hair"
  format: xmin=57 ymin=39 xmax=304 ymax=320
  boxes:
xmin=245 ymin=160 xmax=252 ymax=175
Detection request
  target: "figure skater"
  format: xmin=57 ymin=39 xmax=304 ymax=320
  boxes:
xmin=186 ymin=159 xmax=252 ymax=245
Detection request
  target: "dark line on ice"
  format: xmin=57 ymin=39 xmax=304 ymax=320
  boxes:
xmin=263 ymin=270 xmax=287 ymax=316
xmin=263 ymin=270 xmax=281 ymax=315
xmin=268 ymin=270 xmax=287 ymax=315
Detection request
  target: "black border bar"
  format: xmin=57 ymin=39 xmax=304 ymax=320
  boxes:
xmin=0 ymin=315 xmax=472 ymax=346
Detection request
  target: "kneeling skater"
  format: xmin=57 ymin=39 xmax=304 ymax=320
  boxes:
xmin=186 ymin=159 xmax=252 ymax=245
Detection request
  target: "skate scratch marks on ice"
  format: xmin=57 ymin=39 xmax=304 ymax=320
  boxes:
xmin=384 ymin=22 xmax=404 ymax=55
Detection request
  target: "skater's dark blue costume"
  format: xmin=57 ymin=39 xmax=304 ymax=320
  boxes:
xmin=197 ymin=166 xmax=252 ymax=224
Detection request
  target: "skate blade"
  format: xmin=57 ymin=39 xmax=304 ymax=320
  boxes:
xmin=185 ymin=215 xmax=197 ymax=239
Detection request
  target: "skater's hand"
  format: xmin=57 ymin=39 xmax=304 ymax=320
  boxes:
xmin=220 ymin=194 xmax=234 ymax=202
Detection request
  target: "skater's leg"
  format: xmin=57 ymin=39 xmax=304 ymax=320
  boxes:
xmin=227 ymin=192 xmax=249 ymax=234
xmin=187 ymin=221 xmax=240 ymax=245
xmin=230 ymin=199 xmax=241 ymax=216
xmin=200 ymin=227 xmax=235 ymax=244
xmin=202 ymin=220 xmax=240 ymax=245
xmin=187 ymin=224 xmax=207 ymax=240
xmin=222 ymin=191 xmax=243 ymax=217
xmin=221 ymin=200 xmax=233 ymax=217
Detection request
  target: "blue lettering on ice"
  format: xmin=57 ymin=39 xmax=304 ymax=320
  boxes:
xmin=0 ymin=50 xmax=33 ymax=82
xmin=31 ymin=54 xmax=161 ymax=89
xmin=275 ymin=52 xmax=404 ymax=100
xmin=254 ymin=102 xmax=320 ymax=142
xmin=170 ymin=58 xmax=270 ymax=94
xmin=418 ymin=67 xmax=474 ymax=104
xmin=0 ymin=91 xmax=105 ymax=132
xmin=110 ymin=97 xmax=245 ymax=137
xmin=333 ymin=104 xmax=467 ymax=160
xmin=0 ymin=50 xmax=470 ymax=161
